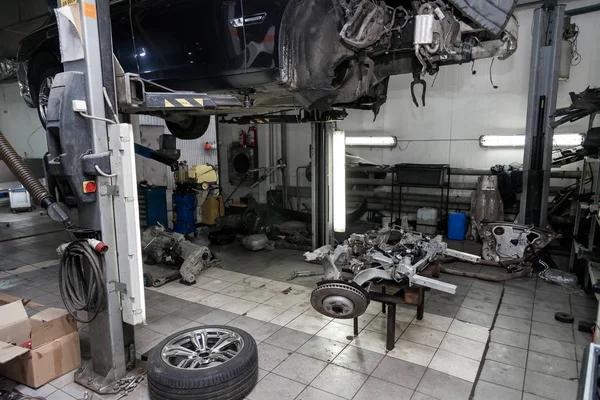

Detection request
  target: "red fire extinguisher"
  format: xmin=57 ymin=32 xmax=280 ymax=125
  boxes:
xmin=248 ymin=125 xmax=257 ymax=148
xmin=238 ymin=129 xmax=247 ymax=147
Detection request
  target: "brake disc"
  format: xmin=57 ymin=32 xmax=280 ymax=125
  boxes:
xmin=310 ymin=281 xmax=370 ymax=319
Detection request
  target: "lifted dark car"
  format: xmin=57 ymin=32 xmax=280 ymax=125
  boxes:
xmin=17 ymin=0 xmax=518 ymax=139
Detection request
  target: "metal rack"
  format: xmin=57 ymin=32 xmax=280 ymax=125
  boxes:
xmin=391 ymin=164 xmax=450 ymax=233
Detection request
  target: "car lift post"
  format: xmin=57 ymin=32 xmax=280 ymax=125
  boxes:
xmin=519 ymin=2 xmax=566 ymax=227
xmin=311 ymin=118 xmax=335 ymax=248
xmin=56 ymin=0 xmax=133 ymax=390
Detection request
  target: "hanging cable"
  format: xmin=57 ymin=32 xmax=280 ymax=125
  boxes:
xmin=94 ymin=164 xmax=117 ymax=178
xmin=489 ymin=57 xmax=498 ymax=89
xmin=59 ymin=240 xmax=107 ymax=323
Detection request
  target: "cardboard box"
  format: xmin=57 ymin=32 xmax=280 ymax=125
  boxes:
xmin=0 ymin=301 xmax=80 ymax=388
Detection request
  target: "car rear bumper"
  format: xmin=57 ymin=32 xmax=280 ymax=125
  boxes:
xmin=16 ymin=61 xmax=35 ymax=108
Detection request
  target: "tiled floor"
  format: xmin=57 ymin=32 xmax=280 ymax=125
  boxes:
xmin=0 ymin=210 xmax=596 ymax=400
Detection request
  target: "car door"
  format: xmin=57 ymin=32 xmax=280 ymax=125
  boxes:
xmin=130 ymin=0 xmax=246 ymax=85
xmin=237 ymin=0 xmax=289 ymax=76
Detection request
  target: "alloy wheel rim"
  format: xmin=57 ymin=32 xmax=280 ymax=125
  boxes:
xmin=38 ymin=76 xmax=53 ymax=123
xmin=161 ymin=328 xmax=244 ymax=369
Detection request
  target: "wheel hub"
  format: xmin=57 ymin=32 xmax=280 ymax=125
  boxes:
xmin=310 ymin=281 xmax=369 ymax=319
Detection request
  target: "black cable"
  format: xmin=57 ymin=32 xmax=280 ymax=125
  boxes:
xmin=225 ymin=174 xmax=248 ymax=205
xmin=489 ymin=57 xmax=498 ymax=89
xmin=59 ymin=240 xmax=107 ymax=323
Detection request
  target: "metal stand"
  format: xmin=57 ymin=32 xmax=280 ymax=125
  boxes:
xmin=519 ymin=3 xmax=567 ymax=227
xmin=352 ymin=285 xmax=426 ymax=351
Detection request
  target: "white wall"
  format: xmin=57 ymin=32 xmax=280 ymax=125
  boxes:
xmin=0 ymin=82 xmax=46 ymax=158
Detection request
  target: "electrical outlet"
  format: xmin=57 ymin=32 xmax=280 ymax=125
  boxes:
xmin=72 ymin=100 xmax=88 ymax=113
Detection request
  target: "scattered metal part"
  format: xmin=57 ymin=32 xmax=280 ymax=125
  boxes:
xmin=141 ymin=225 xmax=218 ymax=283
xmin=288 ymin=270 xmax=324 ymax=280
xmin=310 ymin=281 xmax=369 ymax=319
xmin=476 ymin=221 xmax=560 ymax=261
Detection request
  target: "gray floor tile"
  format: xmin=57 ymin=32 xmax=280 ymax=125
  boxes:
xmin=151 ymin=296 xmax=192 ymax=314
xmin=256 ymin=342 xmax=291 ymax=371
xmin=465 ymin=287 xmax=501 ymax=304
xmin=226 ymin=315 xmax=265 ymax=333
xmin=296 ymin=336 xmax=347 ymax=362
xmin=533 ymin=300 xmax=565 ymax=314
xmin=372 ymin=356 xmax=426 ymax=390
xmin=529 ymin=335 xmax=576 ymax=360
xmin=264 ymin=327 xmax=312 ymax=351
xmin=531 ymin=321 xmax=574 ymax=343
xmin=486 ymin=342 xmax=528 ymax=368
xmin=411 ymin=393 xmax=438 ymax=400
xmin=524 ymin=370 xmax=578 ymax=400
xmin=196 ymin=309 xmax=238 ymax=324
xmin=273 ymin=353 xmax=327 ymax=384
xmin=535 ymin=289 xmax=569 ymax=304
xmin=425 ymin=301 xmax=460 ymax=319
xmin=461 ymin=297 xmax=497 ymax=315
xmin=574 ymin=329 xmax=592 ymax=347
xmin=499 ymin=303 xmax=533 ymax=320
xmin=473 ymin=380 xmax=522 ymax=400
xmin=296 ymin=387 xmax=345 ymax=400
xmin=171 ymin=303 xmax=214 ymax=320
xmin=504 ymin=286 xmax=535 ymax=299
xmin=502 ymin=293 xmax=534 ymax=308
xmin=428 ymin=292 xmax=466 ymax=306
xmin=491 ymin=327 xmax=529 ymax=349
xmin=146 ymin=314 xmax=191 ymax=335
xmin=311 ymin=364 xmax=368 ymax=400
xmin=523 ymin=393 xmax=551 ymax=400
xmin=571 ymin=305 xmax=597 ymax=320
xmin=455 ymin=307 xmax=494 ymax=328
xmin=247 ymin=372 xmax=305 ymax=400
xmin=570 ymin=294 xmax=597 ymax=308
xmin=471 ymin=280 xmax=502 ymax=294
xmin=416 ymin=369 xmax=473 ymax=400
xmin=353 ymin=376 xmax=413 ymax=400
xmin=532 ymin=308 xmax=569 ymax=327
xmin=480 ymin=359 xmax=525 ymax=390
xmin=527 ymin=350 xmax=578 ymax=379
xmin=332 ymin=346 xmax=384 ymax=375
xmin=494 ymin=314 xmax=531 ymax=334
xmin=251 ymin=323 xmax=282 ymax=342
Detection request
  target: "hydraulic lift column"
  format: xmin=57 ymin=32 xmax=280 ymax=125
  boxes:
xmin=311 ymin=119 xmax=335 ymax=248
xmin=519 ymin=2 xmax=566 ymax=227
xmin=55 ymin=0 xmax=132 ymax=389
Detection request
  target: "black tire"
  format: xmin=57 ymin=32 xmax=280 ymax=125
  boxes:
xmin=554 ymin=312 xmax=574 ymax=323
xmin=146 ymin=326 xmax=258 ymax=400
xmin=35 ymin=66 xmax=62 ymax=128
xmin=165 ymin=116 xmax=211 ymax=140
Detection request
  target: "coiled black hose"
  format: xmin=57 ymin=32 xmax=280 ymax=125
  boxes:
xmin=59 ymin=240 xmax=107 ymax=323
xmin=0 ymin=130 xmax=52 ymax=205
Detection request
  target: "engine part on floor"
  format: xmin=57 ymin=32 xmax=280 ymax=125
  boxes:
xmin=114 ymin=374 xmax=145 ymax=399
xmin=0 ymin=130 xmax=71 ymax=227
xmin=146 ymin=326 xmax=258 ymax=400
xmin=279 ymin=221 xmax=310 ymax=235
xmin=58 ymin=240 xmax=107 ymax=323
xmin=208 ymin=228 xmax=237 ymax=245
xmin=141 ymin=225 xmax=218 ymax=283
xmin=311 ymin=281 xmax=370 ymax=319
xmin=288 ymin=270 xmax=324 ymax=280
xmin=242 ymin=234 xmax=273 ymax=251
xmin=440 ymin=264 xmax=532 ymax=282
xmin=538 ymin=266 xmax=578 ymax=286
xmin=468 ymin=176 xmax=503 ymax=241
xmin=309 ymin=227 xmax=485 ymax=319
xmin=477 ymin=221 xmax=560 ymax=262
xmin=554 ymin=312 xmax=574 ymax=323
xmin=0 ymin=389 xmax=44 ymax=400
xmin=143 ymin=271 xmax=183 ymax=288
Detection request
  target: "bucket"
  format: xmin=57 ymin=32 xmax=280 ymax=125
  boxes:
xmin=448 ymin=212 xmax=467 ymax=240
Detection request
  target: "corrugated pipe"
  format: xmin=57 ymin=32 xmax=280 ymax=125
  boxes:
xmin=0 ymin=130 xmax=71 ymax=226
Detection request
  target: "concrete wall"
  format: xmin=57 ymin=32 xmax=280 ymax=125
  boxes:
xmin=217 ymin=1 xmax=600 ymax=207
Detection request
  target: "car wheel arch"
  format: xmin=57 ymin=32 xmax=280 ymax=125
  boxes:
xmin=29 ymin=51 xmax=62 ymax=104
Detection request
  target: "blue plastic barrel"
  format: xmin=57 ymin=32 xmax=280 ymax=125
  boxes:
xmin=447 ymin=212 xmax=467 ymax=240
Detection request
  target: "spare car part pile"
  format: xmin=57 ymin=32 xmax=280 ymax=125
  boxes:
xmin=309 ymin=227 xmax=481 ymax=319
xmin=141 ymin=225 xmax=218 ymax=284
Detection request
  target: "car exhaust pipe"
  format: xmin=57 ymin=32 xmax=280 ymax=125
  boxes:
xmin=0 ymin=130 xmax=71 ymax=227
